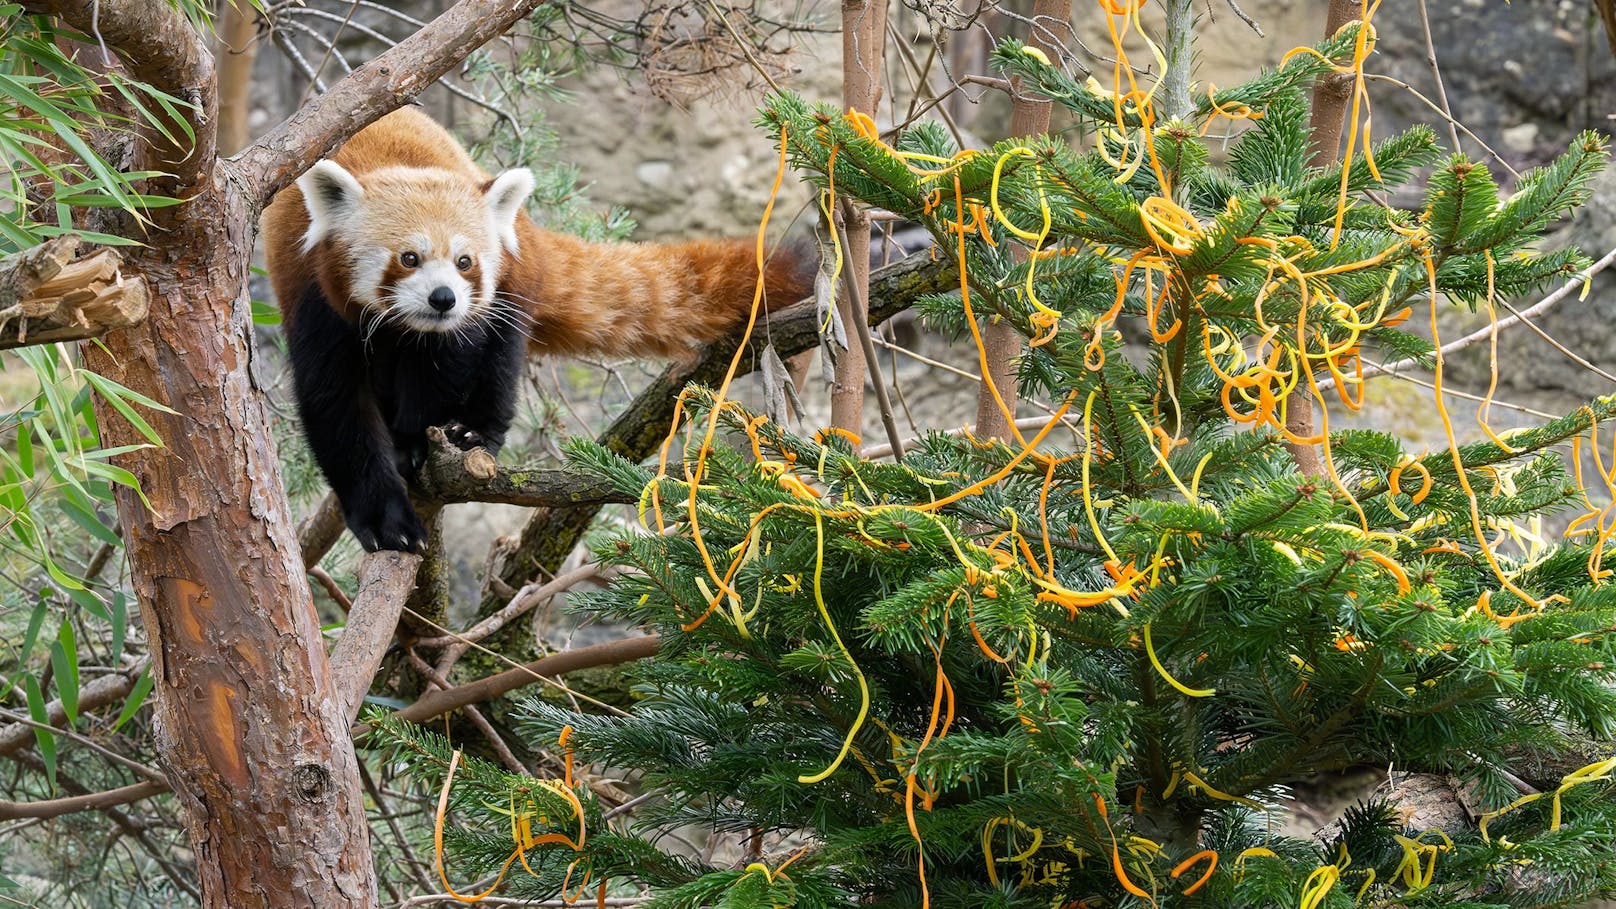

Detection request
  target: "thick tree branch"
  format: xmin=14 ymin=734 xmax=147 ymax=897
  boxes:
xmin=330 ymin=551 xmax=423 ymax=723
xmin=0 ymin=661 xmax=147 ymax=758
xmin=2 ymin=635 xmax=660 ymax=820
xmin=1287 ymin=0 xmax=1359 ymax=477
xmin=297 ymin=494 xmax=348 ymax=570
xmin=296 ymin=432 xmax=636 ymax=567
xmin=0 ymin=237 xmax=148 ymax=350
xmin=8 ymin=756 xmax=200 ymax=900
xmin=977 ymin=0 xmax=1069 ymax=443
xmin=371 ymin=634 xmax=662 ymax=732
xmin=0 ymin=779 xmax=168 ymax=821
xmin=20 ymin=0 xmax=214 ymax=187
xmin=233 ymin=0 xmax=550 ymax=206
xmin=411 ymin=432 xmax=633 ymax=508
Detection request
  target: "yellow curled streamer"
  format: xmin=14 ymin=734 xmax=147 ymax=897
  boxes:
xmin=798 ymin=509 xmax=872 ymax=784
xmin=1180 ymin=770 xmax=1265 ymax=811
xmin=1298 ymin=864 xmax=1339 ymax=909
xmin=1144 ymin=623 xmax=1216 ymax=697
xmin=1479 ymin=756 xmax=1616 ymax=841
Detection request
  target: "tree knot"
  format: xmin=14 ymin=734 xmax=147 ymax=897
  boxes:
xmin=293 ymin=762 xmax=333 ymax=803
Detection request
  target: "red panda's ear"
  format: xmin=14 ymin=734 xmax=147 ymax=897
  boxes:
xmin=484 ymin=168 xmax=534 ymax=255
xmin=297 ymin=161 xmax=363 ymax=251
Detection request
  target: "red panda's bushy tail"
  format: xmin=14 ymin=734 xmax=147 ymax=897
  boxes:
xmin=505 ymin=221 xmax=816 ymax=360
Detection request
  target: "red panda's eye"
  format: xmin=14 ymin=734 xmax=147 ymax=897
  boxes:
xmin=399 ymin=251 xmax=420 ymax=268
xmin=456 ymin=255 xmax=473 ymax=272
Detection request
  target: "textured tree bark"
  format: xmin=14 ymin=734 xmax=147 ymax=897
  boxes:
xmin=975 ymin=0 xmax=1070 ymax=442
xmin=1157 ymin=0 xmax=1197 ymax=123
xmin=332 ymin=551 xmax=424 ymax=723
xmin=83 ymin=173 xmax=380 ymax=909
xmin=831 ymin=0 xmax=888 ymax=435
xmin=1286 ymin=0 xmax=1359 ymax=477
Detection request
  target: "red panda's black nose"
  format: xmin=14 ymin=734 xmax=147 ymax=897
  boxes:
xmin=427 ymin=286 xmax=456 ymax=313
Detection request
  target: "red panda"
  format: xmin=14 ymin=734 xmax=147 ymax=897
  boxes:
xmin=261 ymin=106 xmax=812 ymax=552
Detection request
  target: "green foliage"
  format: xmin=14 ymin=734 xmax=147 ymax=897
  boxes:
xmin=0 ymin=12 xmax=181 ymax=896
xmin=0 ymin=7 xmax=198 ymax=252
xmin=390 ymin=23 xmax=1616 ymax=909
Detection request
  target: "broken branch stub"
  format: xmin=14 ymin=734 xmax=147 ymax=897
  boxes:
xmin=0 ymin=236 xmax=150 ymax=349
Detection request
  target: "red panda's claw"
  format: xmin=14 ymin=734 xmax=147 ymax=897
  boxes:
xmin=443 ymin=421 xmax=502 ymax=457
xmin=347 ymin=495 xmax=429 ymax=554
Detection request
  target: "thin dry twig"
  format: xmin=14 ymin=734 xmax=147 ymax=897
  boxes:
xmin=1336 ymin=245 xmax=1616 ymax=388
xmin=1362 ymin=74 xmax=1521 ymax=179
xmin=423 ymin=563 xmax=616 ymax=677
xmin=405 ymin=651 xmax=527 ymax=774
xmin=310 ymin=565 xmax=354 ymax=612
xmin=1414 ymin=0 xmax=1462 ymax=153
xmin=0 ymin=708 xmax=166 ymax=784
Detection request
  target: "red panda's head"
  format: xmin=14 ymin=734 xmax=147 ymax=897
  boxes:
xmin=296 ymin=161 xmax=534 ymax=334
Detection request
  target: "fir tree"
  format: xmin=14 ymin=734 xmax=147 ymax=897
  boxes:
xmin=371 ymin=21 xmax=1616 ymax=909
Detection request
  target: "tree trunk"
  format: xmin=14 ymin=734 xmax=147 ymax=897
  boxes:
xmin=215 ymin=2 xmax=261 ymax=156
xmin=975 ymin=0 xmax=1070 ymax=442
xmin=1285 ymin=0 xmax=1359 ymax=477
xmin=84 ymin=178 xmax=377 ymax=907
xmin=22 ymin=0 xmax=560 ymax=903
xmin=832 ymin=0 xmax=887 ymax=435
xmin=11 ymin=1 xmax=381 ymax=903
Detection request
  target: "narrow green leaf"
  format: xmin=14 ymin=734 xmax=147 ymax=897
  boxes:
xmin=20 ymin=590 xmax=49 ymax=665
xmin=24 ymin=674 xmax=57 ymax=789
xmin=83 ymin=371 xmax=169 ymax=446
xmin=50 ymin=623 xmax=79 ymax=724
xmin=251 ymin=299 xmax=283 ymax=326
xmin=111 ymin=670 xmax=154 ymax=734
xmin=80 ymin=369 xmax=178 ymax=416
xmin=16 ymin=421 xmax=33 ymax=476
xmin=60 ymin=491 xmax=123 ymax=548
xmin=41 ymin=546 xmax=87 ymax=592
xmin=65 ymin=586 xmax=110 ymax=623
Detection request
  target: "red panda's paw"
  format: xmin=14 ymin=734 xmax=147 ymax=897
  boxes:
xmin=443 ymin=420 xmax=503 ymax=457
xmin=345 ymin=492 xmax=429 ymax=554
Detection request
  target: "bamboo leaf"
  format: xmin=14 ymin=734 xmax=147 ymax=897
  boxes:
xmin=23 ymin=674 xmax=57 ymax=789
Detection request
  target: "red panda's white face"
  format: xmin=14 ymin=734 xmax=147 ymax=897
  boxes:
xmin=296 ymin=161 xmax=535 ymax=334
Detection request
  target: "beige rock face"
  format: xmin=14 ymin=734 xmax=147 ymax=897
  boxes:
xmin=537 ymin=0 xmax=1329 ymax=241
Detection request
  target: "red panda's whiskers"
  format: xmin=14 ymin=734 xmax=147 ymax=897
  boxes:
xmin=480 ymin=298 xmax=541 ymax=345
xmin=491 ymin=289 xmax=545 ymax=308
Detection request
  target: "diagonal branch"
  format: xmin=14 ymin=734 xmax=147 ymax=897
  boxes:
xmin=0 ymin=779 xmax=168 ymax=822
xmin=233 ymin=0 xmax=550 ymax=206
xmin=330 ymin=551 xmax=423 ymax=723
xmin=1332 ymin=244 xmax=1616 ymax=390
xmin=374 ymin=634 xmax=662 ymax=731
xmin=0 ymin=660 xmax=147 ymax=758
xmin=0 ymin=632 xmax=660 ymax=821
xmin=485 ymin=250 xmax=955 ymax=601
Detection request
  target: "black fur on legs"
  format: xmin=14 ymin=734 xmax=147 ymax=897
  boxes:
xmin=285 ymin=284 xmax=525 ymax=553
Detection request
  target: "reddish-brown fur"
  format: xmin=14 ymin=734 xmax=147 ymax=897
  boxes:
xmin=262 ymin=106 xmax=812 ymax=356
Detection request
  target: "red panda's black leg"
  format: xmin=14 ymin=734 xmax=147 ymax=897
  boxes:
xmin=442 ymin=304 xmax=526 ymax=456
xmin=287 ymin=286 xmax=429 ymax=553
